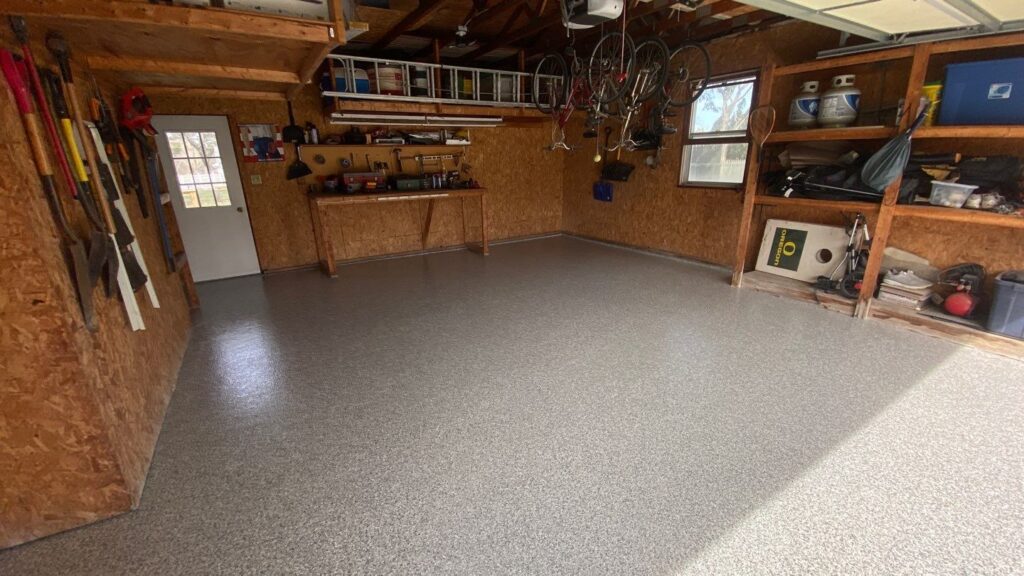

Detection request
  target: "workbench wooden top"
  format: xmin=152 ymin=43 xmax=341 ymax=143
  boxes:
xmin=309 ymin=188 xmax=486 ymax=205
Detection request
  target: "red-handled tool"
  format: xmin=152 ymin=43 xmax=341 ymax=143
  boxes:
xmin=1 ymin=48 xmax=96 ymax=330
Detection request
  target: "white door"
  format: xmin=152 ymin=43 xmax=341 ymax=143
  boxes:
xmin=152 ymin=115 xmax=260 ymax=282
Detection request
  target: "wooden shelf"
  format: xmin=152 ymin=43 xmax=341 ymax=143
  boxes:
xmin=331 ymin=99 xmax=548 ymax=124
xmin=301 ymin=143 xmax=470 ymax=149
xmin=893 ymin=205 xmax=1024 ymax=229
xmin=868 ymin=299 xmax=1023 ymax=359
xmin=755 ymin=195 xmax=881 ymax=213
xmin=766 ymin=126 xmax=896 ymax=143
xmin=775 ymin=46 xmax=915 ymax=76
xmin=915 ymin=125 xmax=1024 ymax=139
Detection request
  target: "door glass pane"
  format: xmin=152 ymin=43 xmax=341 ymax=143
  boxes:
xmin=174 ymin=159 xmax=194 ymax=185
xmin=195 ymin=184 xmax=216 ymax=207
xmin=180 ymin=184 xmax=199 ymax=208
xmin=212 ymin=183 xmax=231 ymax=207
xmin=190 ymin=158 xmax=211 ymax=183
xmin=183 ymin=132 xmax=204 ymax=157
xmin=167 ymin=132 xmax=188 ymax=158
xmin=207 ymin=157 xmax=226 ymax=183
xmin=200 ymin=132 xmax=220 ymax=157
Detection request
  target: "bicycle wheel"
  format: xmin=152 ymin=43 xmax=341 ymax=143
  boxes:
xmin=663 ymin=41 xmax=711 ymax=107
xmin=588 ymin=31 xmax=635 ymax=105
xmin=631 ymin=37 xmax=670 ymax=104
xmin=533 ymin=52 xmax=569 ymax=115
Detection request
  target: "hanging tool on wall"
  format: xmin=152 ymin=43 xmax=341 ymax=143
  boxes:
xmin=87 ymin=72 xmax=147 ymax=218
xmin=128 ymin=130 xmax=176 ymax=271
xmin=1 ymin=49 xmax=96 ymax=331
xmin=47 ymin=32 xmax=149 ymax=328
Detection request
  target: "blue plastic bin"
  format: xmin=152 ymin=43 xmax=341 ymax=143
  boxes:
xmin=987 ymin=271 xmax=1024 ymax=340
xmin=939 ymin=58 xmax=1024 ymax=125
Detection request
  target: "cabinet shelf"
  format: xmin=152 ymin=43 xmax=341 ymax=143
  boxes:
xmin=766 ymin=125 xmax=896 ymax=143
xmin=893 ymin=205 xmax=1024 ymax=229
xmin=915 ymin=125 xmax=1024 ymax=139
xmin=755 ymin=195 xmax=881 ymax=213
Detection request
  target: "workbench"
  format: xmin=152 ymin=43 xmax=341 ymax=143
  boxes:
xmin=308 ymin=189 xmax=489 ymax=277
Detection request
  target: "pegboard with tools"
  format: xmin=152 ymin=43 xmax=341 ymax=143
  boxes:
xmin=297 ymin=143 xmax=478 ymax=194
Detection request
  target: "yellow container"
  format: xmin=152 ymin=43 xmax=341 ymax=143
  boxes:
xmin=922 ymin=82 xmax=942 ymax=126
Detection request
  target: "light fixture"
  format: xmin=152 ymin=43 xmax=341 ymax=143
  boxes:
xmin=330 ymin=112 xmax=502 ymax=127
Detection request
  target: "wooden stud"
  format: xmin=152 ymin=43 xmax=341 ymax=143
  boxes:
xmin=854 ymin=44 xmax=932 ymax=319
xmin=139 ymin=86 xmax=287 ymax=101
xmin=731 ymin=64 xmax=774 ymax=287
xmin=87 ymin=56 xmax=299 ymax=84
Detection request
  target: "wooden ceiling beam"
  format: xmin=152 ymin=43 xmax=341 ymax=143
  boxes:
xmin=141 ymin=86 xmax=288 ymax=101
xmin=460 ymin=9 xmax=563 ymax=60
xmin=371 ymin=0 xmax=448 ymax=51
xmin=3 ymin=0 xmax=333 ymax=43
xmin=413 ymin=0 xmax=532 ymax=57
xmin=87 ymin=56 xmax=300 ymax=84
xmin=653 ymin=0 xmax=745 ymax=35
xmin=664 ymin=9 xmax=780 ymax=45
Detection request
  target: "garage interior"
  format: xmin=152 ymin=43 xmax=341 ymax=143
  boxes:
xmin=1 ymin=0 xmax=1022 ymax=573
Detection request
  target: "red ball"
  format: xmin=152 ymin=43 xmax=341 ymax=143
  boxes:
xmin=944 ymin=292 xmax=978 ymax=317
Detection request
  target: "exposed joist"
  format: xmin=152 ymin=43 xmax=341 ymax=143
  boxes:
xmin=3 ymin=0 xmax=333 ymax=43
xmin=141 ymin=86 xmax=287 ymax=101
xmin=460 ymin=6 xmax=563 ymax=60
xmin=414 ymin=0 xmax=532 ymax=56
xmin=87 ymin=55 xmax=300 ymax=84
xmin=654 ymin=0 xmax=745 ymax=34
xmin=371 ymin=0 xmax=448 ymax=51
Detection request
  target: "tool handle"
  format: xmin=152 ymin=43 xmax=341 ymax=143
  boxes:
xmin=0 ymin=49 xmax=31 ymax=113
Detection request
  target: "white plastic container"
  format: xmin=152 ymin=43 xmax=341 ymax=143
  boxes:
xmin=819 ymin=75 xmax=861 ymax=127
xmin=368 ymin=65 xmax=404 ymax=95
xmin=929 ymin=181 xmax=978 ymax=208
xmin=788 ymin=81 xmax=820 ymax=129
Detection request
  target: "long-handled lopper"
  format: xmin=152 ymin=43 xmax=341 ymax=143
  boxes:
xmin=1 ymin=49 xmax=96 ymax=331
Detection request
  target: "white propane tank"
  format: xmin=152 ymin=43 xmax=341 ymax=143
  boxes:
xmin=788 ymin=81 xmax=820 ymax=129
xmin=818 ymin=75 xmax=861 ymax=127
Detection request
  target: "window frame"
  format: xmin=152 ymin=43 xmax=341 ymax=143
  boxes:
xmin=678 ymin=70 xmax=760 ymax=190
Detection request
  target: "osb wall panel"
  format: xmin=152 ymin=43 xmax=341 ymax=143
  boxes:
xmin=150 ymin=90 xmax=564 ymax=269
xmin=1 ymin=37 xmax=191 ymax=548
xmin=562 ymin=22 xmax=843 ymax=266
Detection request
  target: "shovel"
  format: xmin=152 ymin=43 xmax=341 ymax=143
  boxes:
xmin=861 ymin=99 xmax=930 ymax=192
xmin=1 ymin=48 xmax=96 ymax=330
xmin=286 ymin=143 xmax=313 ymax=180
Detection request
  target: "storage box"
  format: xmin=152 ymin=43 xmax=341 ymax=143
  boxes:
xmin=987 ymin=271 xmax=1024 ymax=339
xmin=939 ymin=58 xmax=1024 ymax=125
xmin=929 ymin=181 xmax=978 ymax=208
xmin=755 ymin=220 xmax=849 ymax=283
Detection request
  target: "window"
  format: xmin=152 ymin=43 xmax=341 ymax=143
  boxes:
xmin=679 ymin=73 xmax=757 ymax=187
xmin=165 ymin=131 xmax=231 ymax=208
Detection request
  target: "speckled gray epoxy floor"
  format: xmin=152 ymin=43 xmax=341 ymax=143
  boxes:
xmin=2 ymin=236 xmax=1022 ymax=575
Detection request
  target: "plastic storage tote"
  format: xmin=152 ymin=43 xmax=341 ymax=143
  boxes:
xmin=987 ymin=271 xmax=1024 ymax=339
xmin=929 ymin=181 xmax=978 ymax=208
xmin=939 ymin=58 xmax=1024 ymax=125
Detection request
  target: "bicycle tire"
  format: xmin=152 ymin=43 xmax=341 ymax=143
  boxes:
xmin=631 ymin=37 xmax=670 ymax=104
xmin=533 ymin=52 xmax=569 ymax=115
xmin=588 ymin=31 xmax=636 ymax=105
xmin=663 ymin=41 xmax=712 ymax=108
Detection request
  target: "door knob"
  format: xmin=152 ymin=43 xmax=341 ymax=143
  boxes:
xmin=236 ymin=207 xmax=244 ymax=213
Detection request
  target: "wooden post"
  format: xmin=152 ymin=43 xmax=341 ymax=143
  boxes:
xmin=480 ymin=193 xmax=489 ymax=255
xmin=518 ymin=49 xmax=526 ymax=103
xmin=731 ymin=64 xmax=775 ymax=287
xmin=432 ymin=39 xmax=442 ymax=99
xmin=422 ymin=199 xmax=435 ymax=247
xmin=854 ymin=44 xmax=932 ymax=318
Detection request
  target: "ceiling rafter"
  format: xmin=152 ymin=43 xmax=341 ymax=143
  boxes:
xmin=371 ymin=0 xmax=448 ymax=51
xmin=459 ymin=2 xmax=563 ymax=60
xmin=413 ymin=0 xmax=532 ymax=56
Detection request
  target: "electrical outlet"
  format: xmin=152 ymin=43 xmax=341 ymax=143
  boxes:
xmin=250 ymin=174 xmax=262 ymax=185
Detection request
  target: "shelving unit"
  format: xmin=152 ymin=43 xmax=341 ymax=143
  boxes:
xmin=732 ymin=31 xmax=1024 ymax=354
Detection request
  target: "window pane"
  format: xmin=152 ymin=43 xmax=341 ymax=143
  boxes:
xmin=167 ymin=132 xmax=187 ymax=158
xmin=173 ymin=159 xmax=194 ymax=185
xmin=685 ymin=143 xmax=749 ymax=184
xmin=690 ymin=79 xmax=755 ymax=135
xmin=195 ymin=184 xmax=216 ymax=207
xmin=207 ymin=157 xmax=226 ymax=183
xmin=180 ymin=184 xmax=199 ymax=209
xmin=200 ymin=132 xmax=220 ymax=157
xmin=183 ymin=132 xmax=204 ymax=157
xmin=212 ymin=183 xmax=231 ymax=206
xmin=190 ymin=158 xmax=211 ymax=183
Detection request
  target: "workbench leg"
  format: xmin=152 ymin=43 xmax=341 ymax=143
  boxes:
xmin=320 ymin=206 xmax=337 ymax=277
xmin=309 ymin=198 xmax=337 ymax=278
xmin=460 ymin=197 xmax=468 ymax=244
xmin=479 ymin=193 xmax=489 ymax=255
xmin=422 ymin=199 xmax=435 ymax=248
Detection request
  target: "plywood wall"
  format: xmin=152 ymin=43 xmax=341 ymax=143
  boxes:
xmin=0 ymin=37 xmax=191 ymax=548
xmin=562 ymin=22 xmax=841 ymax=267
xmin=149 ymin=92 xmax=564 ymax=271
